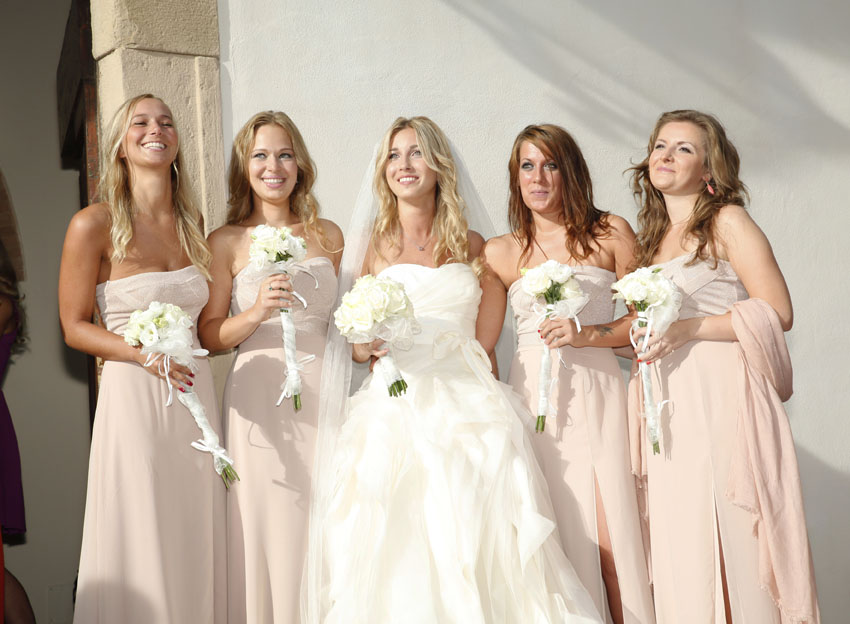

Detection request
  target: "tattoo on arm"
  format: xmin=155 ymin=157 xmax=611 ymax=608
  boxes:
xmin=597 ymin=326 xmax=613 ymax=336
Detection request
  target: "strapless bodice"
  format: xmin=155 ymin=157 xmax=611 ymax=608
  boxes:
xmin=377 ymin=263 xmax=481 ymax=345
xmin=509 ymin=265 xmax=616 ymax=346
xmin=657 ymin=254 xmax=748 ymax=319
xmin=95 ymin=265 xmax=209 ymax=336
xmin=231 ymin=256 xmax=338 ymax=340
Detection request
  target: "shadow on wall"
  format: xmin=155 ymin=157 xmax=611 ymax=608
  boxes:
xmin=439 ymin=0 xmax=850 ymax=151
xmin=795 ymin=446 xmax=850 ymax=617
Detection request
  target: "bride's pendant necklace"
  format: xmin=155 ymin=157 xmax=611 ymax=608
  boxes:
xmin=406 ymin=233 xmax=432 ymax=252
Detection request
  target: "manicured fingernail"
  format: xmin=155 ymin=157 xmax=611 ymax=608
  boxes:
xmin=637 ymin=359 xmax=643 ymax=363
xmin=189 ymin=373 xmax=195 ymax=378
xmin=187 ymin=381 xmax=193 ymax=386
xmin=179 ymin=387 xmax=185 ymax=392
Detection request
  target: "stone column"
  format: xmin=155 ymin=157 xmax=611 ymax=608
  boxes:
xmin=90 ymin=0 xmax=226 ymax=229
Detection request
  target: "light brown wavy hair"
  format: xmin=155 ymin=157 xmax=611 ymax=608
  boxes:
xmin=508 ymin=124 xmax=611 ymax=267
xmin=629 ymin=109 xmax=749 ymax=268
xmin=371 ymin=116 xmax=481 ymax=274
xmin=227 ymin=111 xmax=335 ymax=252
xmin=100 ymin=94 xmax=211 ymax=278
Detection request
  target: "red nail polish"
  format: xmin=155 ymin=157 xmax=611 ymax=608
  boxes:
xmin=637 ymin=359 xmax=643 ymax=363
xmin=187 ymin=381 xmax=193 ymax=387
xmin=179 ymin=387 xmax=185 ymax=392
xmin=190 ymin=373 xmax=195 ymax=378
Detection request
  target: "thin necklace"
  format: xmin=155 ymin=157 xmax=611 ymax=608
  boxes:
xmin=406 ymin=233 xmax=432 ymax=251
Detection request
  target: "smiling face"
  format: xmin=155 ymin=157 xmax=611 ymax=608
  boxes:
xmin=120 ymin=97 xmax=178 ymax=169
xmin=384 ymin=127 xmax=438 ymax=204
xmin=648 ymin=121 xmax=710 ymax=196
xmin=518 ymin=140 xmax=564 ymax=217
xmin=247 ymin=124 xmax=299 ymax=210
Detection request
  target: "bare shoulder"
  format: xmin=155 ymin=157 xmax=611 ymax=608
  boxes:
xmin=603 ymin=214 xmax=636 ymax=239
xmin=208 ymin=223 xmax=248 ymax=248
xmin=467 ymin=229 xmax=486 ymax=257
xmin=715 ymin=204 xmax=753 ymax=230
xmin=319 ymin=217 xmax=345 ymax=247
xmin=481 ymin=231 xmax=518 ymax=260
xmin=68 ymin=202 xmax=110 ymax=236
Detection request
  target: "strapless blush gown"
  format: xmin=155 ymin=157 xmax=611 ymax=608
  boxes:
xmin=508 ymin=266 xmax=655 ymax=624
xmin=74 ymin=266 xmax=226 ymax=624
xmin=223 ymin=257 xmax=337 ymax=624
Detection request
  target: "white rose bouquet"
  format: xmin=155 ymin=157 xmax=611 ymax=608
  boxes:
xmin=124 ymin=301 xmax=239 ymax=488
xmin=248 ymin=224 xmax=312 ymax=411
xmin=521 ymin=260 xmax=589 ymax=433
xmin=334 ymin=274 xmax=420 ymax=396
xmin=612 ymin=266 xmax=682 ymax=454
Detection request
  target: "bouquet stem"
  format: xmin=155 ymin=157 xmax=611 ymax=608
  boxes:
xmin=637 ymin=313 xmax=661 ymax=455
xmin=178 ymin=390 xmax=240 ymax=488
xmin=535 ymin=343 xmax=552 ymax=433
xmin=379 ymin=352 xmax=408 ymax=397
xmin=278 ymin=306 xmax=302 ymax=411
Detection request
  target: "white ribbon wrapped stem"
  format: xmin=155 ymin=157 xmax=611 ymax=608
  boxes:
xmin=378 ymin=346 xmax=407 ymax=396
xmin=177 ymin=389 xmax=237 ymax=477
xmin=631 ymin=310 xmax=663 ymax=454
xmin=278 ymin=307 xmax=302 ymax=408
xmin=277 ymin=353 xmax=317 ymax=406
xmin=530 ymin=301 xmax=585 ymax=433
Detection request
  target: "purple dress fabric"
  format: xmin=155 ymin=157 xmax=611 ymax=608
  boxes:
xmin=0 ymin=324 xmax=24 ymax=536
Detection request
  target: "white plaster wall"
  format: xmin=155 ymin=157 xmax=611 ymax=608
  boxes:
xmin=0 ymin=1 xmax=91 ymax=622
xmin=220 ymin=0 xmax=850 ymax=618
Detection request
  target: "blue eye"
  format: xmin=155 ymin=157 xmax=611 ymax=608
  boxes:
xmin=252 ymin=153 xmax=266 ymax=160
xmin=280 ymin=153 xmax=293 ymax=160
xmin=388 ymin=153 xmax=399 ymax=161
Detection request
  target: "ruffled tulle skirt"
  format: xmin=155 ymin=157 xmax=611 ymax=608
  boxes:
xmin=322 ymin=336 xmax=601 ymax=624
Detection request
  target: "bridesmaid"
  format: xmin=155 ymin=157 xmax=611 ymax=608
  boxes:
xmin=628 ymin=110 xmax=818 ymax=623
xmin=197 ymin=111 xmax=342 ymax=624
xmin=59 ymin=94 xmax=225 ymax=623
xmin=485 ymin=124 xmax=655 ymax=624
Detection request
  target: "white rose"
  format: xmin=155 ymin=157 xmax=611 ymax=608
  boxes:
xmin=334 ymin=304 xmax=355 ymax=334
xmin=139 ymin=324 xmax=159 ymax=347
xmin=522 ymin=266 xmax=552 ymax=297
xmin=350 ymin=305 xmax=375 ymax=334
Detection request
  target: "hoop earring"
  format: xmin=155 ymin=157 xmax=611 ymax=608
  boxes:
xmin=172 ymin=160 xmax=180 ymax=195
xmin=705 ymin=180 xmax=715 ymax=195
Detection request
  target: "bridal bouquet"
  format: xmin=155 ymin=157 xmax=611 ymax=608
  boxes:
xmin=521 ymin=260 xmax=589 ymax=433
xmin=334 ymin=274 xmax=420 ymax=397
xmin=124 ymin=301 xmax=239 ymax=488
xmin=248 ymin=224 xmax=311 ymax=410
xmin=612 ymin=266 xmax=682 ymax=454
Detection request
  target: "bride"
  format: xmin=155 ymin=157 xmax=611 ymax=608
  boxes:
xmin=302 ymin=117 xmax=602 ymax=624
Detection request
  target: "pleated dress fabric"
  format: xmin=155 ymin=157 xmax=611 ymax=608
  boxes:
xmin=74 ymin=266 xmax=226 ymax=624
xmin=223 ymin=256 xmax=337 ymax=624
xmin=508 ymin=266 xmax=656 ymax=624
xmin=644 ymin=254 xmax=782 ymax=623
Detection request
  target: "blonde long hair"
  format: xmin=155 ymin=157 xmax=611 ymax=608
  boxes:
xmin=227 ymin=111 xmax=334 ymax=252
xmin=371 ymin=116 xmax=479 ymax=273
xmin=629 ymin=110 xmax=749 ymax=268
xmin=100 ymin=94 xmax=211 ymax=278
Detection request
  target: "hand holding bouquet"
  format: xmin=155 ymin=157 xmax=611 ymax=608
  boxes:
xmin=124 ymin=301 xmax=239 ymax=488
xmin=248 ymin=224 xmax=313 ymax=410
xmin=334 ymin=274 xmax=420 ymax=396
xmin=521 ymin=260 xmax=589 ymax=433
xmin=612 ymin=266 xmax=682 ymax=454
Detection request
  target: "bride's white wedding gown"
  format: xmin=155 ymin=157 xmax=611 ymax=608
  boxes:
xmin=322 ymin=263 xmax=602 ymax=623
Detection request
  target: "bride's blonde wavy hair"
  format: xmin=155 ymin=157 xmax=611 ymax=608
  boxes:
xmin=100 ymin=94 xmax=211 ymax=278
xmin=227 ymin=111 xmax=336 ymax=252
xmin=371 ymin=116 xmax=481 ymax=274
xmin=628 ymin=109 xmax=749 ymax=268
